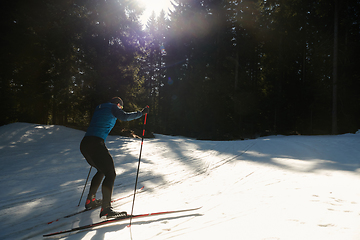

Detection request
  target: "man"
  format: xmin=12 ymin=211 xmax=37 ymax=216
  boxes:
xmin=80 ymin=97 xmax=149 ymax=218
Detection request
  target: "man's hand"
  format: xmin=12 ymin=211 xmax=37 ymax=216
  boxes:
xmin=141 ymin=106 xmax=149 ymax=115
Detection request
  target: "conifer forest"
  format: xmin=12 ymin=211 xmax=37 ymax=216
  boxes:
xmin=1 ymin=0 xmax=359 ymax=140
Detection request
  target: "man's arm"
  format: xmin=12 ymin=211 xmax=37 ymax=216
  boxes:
xmin=111 ymin=105 xmax=142 ymax=122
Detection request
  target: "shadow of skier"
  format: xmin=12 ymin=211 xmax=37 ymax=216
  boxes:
xmin=74 ymin=213 xmax=203 ymax=240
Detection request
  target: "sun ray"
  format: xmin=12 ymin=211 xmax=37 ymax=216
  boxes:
xmin=137 ymin=0 xmax=174 ymax=25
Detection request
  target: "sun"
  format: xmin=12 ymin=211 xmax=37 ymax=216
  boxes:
xmin=137 ymin=0 xmax=174 ymax=25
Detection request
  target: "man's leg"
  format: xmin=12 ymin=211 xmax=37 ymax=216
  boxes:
xmin=90 ymin=142 xmax=127 ymax=218
xmin=82 ymin=138 xmax=116 ymax=208
xmin=80 ymin=137 xmax=106 ymax=202
xmin=88 ymin=171 xmax=105 ymax=196
xmin=80 ymin=137 xmax=123 ymax=217
xmin=101 ymin=166 xmax=116 ymax=208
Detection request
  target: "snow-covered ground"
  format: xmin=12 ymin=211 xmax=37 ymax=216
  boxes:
xmin=1 ymin=122 xmax=360 ymax=240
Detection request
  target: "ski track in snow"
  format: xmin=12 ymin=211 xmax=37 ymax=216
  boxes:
xmin=0 ymin=122 xmax=360 ymax=240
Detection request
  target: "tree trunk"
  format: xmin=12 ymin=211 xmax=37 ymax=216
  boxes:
xmin=332 ymin=0 xmax=338 ymax=134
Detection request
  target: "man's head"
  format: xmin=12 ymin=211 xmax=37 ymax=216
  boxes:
xmin=110 ymin=97 xmax=123 ymax=109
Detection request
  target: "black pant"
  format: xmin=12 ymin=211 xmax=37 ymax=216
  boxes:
xmin=80 ymin=136 xmax=116 ymax=208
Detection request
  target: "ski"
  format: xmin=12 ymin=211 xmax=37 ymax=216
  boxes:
xmin=47 ymin=186 xmax=144 ymax=224
xmin=43 ymin=206 xmax=202 ymax=237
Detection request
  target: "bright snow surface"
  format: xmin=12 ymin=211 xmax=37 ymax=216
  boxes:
xmin=0 ymin=122 xmax=360 ymax=240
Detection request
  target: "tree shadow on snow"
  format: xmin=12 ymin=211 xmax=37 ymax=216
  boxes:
xmin=139 ymin=134 xmax=360 ymax=177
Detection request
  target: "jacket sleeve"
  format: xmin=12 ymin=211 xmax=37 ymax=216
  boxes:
xmin=111 ymin=104 xmax=142 ymax=121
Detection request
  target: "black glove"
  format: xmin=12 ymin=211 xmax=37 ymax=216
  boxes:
xmin=141 ymin=106 xmax=149 ymax=115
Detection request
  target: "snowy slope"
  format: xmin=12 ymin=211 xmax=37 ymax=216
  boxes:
xmin=0 ymin=122 xmax=360 ymax=240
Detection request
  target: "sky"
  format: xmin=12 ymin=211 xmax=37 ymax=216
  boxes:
xmin=137 ymin=0 xmax=174 ymax=26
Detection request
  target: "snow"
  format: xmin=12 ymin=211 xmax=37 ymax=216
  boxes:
xmin=1 ymin=122 xmax=360 ymax=240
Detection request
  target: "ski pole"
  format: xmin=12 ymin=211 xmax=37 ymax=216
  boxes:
xmin=129 ymin=107 xmax=149 ymax=226
xmin=78 ymin=166 xmax=92 ymax=207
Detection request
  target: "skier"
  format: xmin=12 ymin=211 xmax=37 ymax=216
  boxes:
xmin=80 ymin=97 xmax=149 ymax=218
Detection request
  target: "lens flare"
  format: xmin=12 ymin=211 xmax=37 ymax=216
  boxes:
xmin=160 ymin=45 xmax=166 ymax=55
xmin=167 ymin=77 xmax=173 ymax=85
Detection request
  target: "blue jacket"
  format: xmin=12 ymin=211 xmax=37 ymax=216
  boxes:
xmin=85 ymin=102 xmax=142 ymax=140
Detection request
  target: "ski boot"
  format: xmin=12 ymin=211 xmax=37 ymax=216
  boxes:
xmin=85 ymin=195 xmax=102 ymax=210
xmin=100 ymin=207 xmax=127 ymax=219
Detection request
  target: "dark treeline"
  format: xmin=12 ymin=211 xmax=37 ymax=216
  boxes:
xmin=1 ymin=0 xmax=360 ymax=139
